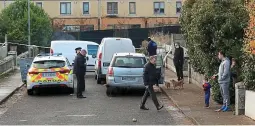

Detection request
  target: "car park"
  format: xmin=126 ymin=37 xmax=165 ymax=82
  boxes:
xmin=26 ymin=53 xmax=74 ymax=95
xmin=95 ymin=37 xmax=135 ymax=84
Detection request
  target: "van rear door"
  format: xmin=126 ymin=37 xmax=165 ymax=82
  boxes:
xmin=86 ymin=45 xmax=98 ymax=71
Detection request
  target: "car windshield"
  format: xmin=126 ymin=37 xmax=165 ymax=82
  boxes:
xmin=112 ymin=56 xmax=146 ymax=68
xmin=33 ymin=60 xmax=66 ymax=69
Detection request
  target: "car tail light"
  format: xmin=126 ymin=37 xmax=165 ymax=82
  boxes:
xmin=50 ymin=48 xmax=54 ymax=54
xmin=59 ymin=69 xmax=70 ymax=74
xmin=98 ymin=53 xmax=102 ymax=68
xmin=28 ymin=71 xmax=39 ymax=75
xmin=108 ymin=67 xmax=114 ymax=76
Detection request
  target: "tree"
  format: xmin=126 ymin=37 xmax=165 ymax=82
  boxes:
xmin=0 ymin=0 xmax=53 ymax=52
xmin=242 ymin=0 xmax=255 ymax=91
xmin=180 ymin=0 xmax=249 ymax=103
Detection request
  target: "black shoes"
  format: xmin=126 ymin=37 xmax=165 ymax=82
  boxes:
xmin=140 ymin=106 xmax=149 ymax=110
xmin=77 ymin=95 xmax=86 ymax=98
xmin=157 ymin=105 xmax=164 ymax=110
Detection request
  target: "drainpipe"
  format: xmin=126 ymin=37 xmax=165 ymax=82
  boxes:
xmin=98 ymin=0 xmax=101 ymax=30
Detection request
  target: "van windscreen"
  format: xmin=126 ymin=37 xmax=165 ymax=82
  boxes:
xmin=87 ymin=45 xmax=98 ymax=55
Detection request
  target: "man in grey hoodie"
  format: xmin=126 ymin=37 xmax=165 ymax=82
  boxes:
xmin=213 ymin=51 xmax=231 ymax=112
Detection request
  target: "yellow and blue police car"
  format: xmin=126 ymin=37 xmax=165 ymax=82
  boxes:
xmin=26 ymin=53 xmax=74 ymax=95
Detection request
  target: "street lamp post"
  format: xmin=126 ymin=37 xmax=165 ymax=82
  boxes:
xmin=28 ymin=0 xmax=31 ymax=57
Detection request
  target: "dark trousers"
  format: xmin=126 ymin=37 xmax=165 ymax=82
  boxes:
xmin=174 ymin=64 xmax=183 ymax=81
xmin=140 ymin=85 xmax=160 ymax=108
xmin=205 ymin=92 xmax=210 ymax=106
xmin=76 ymin=73 xmax=85 ymax=96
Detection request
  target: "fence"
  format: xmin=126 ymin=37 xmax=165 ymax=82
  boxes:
xmin=0 ymin=55 xmax=15 ymax=76
xmin=0 ymin=51 xmax=29 ymax=76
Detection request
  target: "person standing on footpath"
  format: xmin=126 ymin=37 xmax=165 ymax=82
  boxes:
xmin=140 ymin=56 xmax=164 ymax=111
xmin=147 ymin=37 xmax=157 ymax=56
xmin=173 ymin=42 xmax=184 ymax=81
xmin=73 ymin=49 xmax=87 ymax=98
xmin=212 ymin=51 xmax=231 ymax=112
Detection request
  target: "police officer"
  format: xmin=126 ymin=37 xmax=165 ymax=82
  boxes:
xmin=140 ymin=56 xmax=164 ymax=110
xmin=75 ymin=47 xmax=82 ymax=55
xmin=73 ymin=49 xmax=87 ymax=98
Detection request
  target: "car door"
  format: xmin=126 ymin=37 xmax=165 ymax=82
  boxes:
xmin=156 ymin=54 xmax=165 ymax=84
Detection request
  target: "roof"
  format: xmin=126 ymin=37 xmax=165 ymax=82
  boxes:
xmin=51 ymin=40 xmax=99 ymax=45
xmin=33 ymin=55 xmax=66 ymax=62
xmin=102 ymin=37 xmax=131 ymax=41
xmin=113 ymin=52 xmax=145 ymax=57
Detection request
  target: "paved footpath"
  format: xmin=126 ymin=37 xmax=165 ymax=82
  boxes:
xmin=0 ymin=69 xmax=24 ymax=104
xmin=160 ymin=69 xmax=255 ymax=125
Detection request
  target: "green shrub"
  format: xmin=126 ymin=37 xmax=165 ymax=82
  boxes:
xmin=180 ymin=0 xmax=249 ymax=104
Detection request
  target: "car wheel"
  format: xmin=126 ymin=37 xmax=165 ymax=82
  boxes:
xmin=106 ymin=87 xmax=115 ymax=97
xmin=94 ymin=75 xmax=97 ymax=80
xmin=27 ymin=89 xmax=33 ymax=95
xmin=97 ymin=76 xmax=102 ymax=84
xmin=69 ymin=88 xmax=74 ymax=94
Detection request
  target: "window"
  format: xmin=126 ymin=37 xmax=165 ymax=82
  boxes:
xmin=87 ymin=45 xmax=98 ymax=56
xmin=130 ymin=24 xmax=141 ymax=29
xmin=83 ymin=2 xmax=89 ymax=14
xmin=176 ymin=1 xmax=182 ymax=13
xmin=107 ymin=2 xmax=118 ymax=14
xmin=112 ymin=56 xmax=147 ymax=68
xmin=107 ymin=25 xmax=114 ymax=29
xmin=80 ymin=25 xmax=94 ymax=31
xmin=60 ymin=2 xmax=71 ymax=15
xmin=33 ymin=60 xmax=66 ymax=69
xmin=154 ymin=2 xmax=165 ymax=14
xmin=129 ymin=2 xmax=136 ymax=14
xmin=36 ymin=2 xmax=42 ymax=8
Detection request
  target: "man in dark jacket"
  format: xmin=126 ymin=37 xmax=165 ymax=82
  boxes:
xmin=173 ymin=42 xmax=184 ymax=81
xmin=73 ymin=49 xmax=87 ymax=98
xmin=140 ymin=56 xmax=164 ymax=110
xmin=147 ymin=37 xmax=157 ymax=56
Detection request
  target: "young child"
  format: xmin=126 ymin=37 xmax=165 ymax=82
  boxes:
xmin=202 ymin=77 xmax=211 ymax=108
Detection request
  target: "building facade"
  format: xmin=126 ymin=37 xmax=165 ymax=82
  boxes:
xmin=0 ymin=0 xmax=184 ymax=31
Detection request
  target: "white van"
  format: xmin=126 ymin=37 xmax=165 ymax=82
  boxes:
xmin=50 ymin=40 xmax=99 ymax=72
xmin=95 ymin=37 xmax=135 ymax=84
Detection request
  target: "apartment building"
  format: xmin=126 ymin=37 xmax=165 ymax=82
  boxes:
xmin=0 ymin=0 xmax=184 ymax=32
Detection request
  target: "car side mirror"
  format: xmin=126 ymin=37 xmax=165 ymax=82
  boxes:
xmin=86 ymin=56 xmax=89 ymax=60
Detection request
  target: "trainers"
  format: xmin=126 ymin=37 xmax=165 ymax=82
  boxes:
xmin=222 ymin=106 xmax=229 ymax=112
xmin=215 ymin=105 xmax=225 ymax=112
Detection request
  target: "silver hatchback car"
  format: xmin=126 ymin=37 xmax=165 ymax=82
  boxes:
xmin=106 ymin=53 xmax=147 ymax=96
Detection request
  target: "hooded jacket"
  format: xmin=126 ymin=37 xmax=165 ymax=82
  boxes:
xmin=218 ymin=57 xmax=231 ymax=84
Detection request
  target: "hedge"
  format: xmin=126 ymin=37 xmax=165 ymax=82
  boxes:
xmin=180 ymin=0 xmax=249 ymax=104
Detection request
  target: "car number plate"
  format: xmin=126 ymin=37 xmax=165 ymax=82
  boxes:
xmin=122 ymin=77 xmax=136 ymax=81
xmin=42 ymin=73 xmax=56 ymax=77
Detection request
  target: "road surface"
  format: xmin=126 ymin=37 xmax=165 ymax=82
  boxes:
xmin=0 ymin=73 xmax=192 ymax=125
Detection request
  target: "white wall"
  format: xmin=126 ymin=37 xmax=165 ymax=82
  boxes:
xmin=245 ymin=90 xmax=255 ymax=120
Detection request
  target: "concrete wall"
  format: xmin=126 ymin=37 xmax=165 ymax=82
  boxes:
xmin=245 ymin=90 xmax=255 ymax=120
xmin=0 ymin=45 xmax=7 ymax=60
xmin=0 ymin=55 xmax=15 ymax=76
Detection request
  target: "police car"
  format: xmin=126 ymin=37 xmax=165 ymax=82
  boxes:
xmin=26 ymin=53 xmax=74 ymax=95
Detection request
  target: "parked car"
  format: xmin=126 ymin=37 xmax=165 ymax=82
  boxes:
xmin=26 ymin=53 xmax=74 ymax=95
xmin=105 ymin=53 xmax=147 ymax=96
xmin=95 ymin=37 xmax=135 ymax=84
xmin=50 ymin=40 xmax=99 ymax=72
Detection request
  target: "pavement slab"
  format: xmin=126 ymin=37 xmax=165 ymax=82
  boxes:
xmin=161 ymin=69 xmax=255 ymax=125
xmin=0 ymin=69 xmax=24 ymax=104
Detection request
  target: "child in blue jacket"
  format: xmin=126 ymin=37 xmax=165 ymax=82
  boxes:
xmin=202 ymin=77 xmax=211 ymax=108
